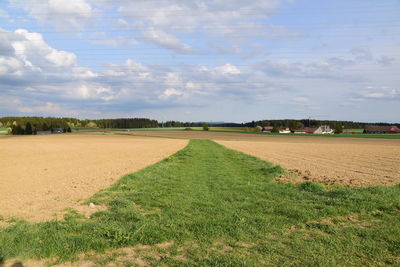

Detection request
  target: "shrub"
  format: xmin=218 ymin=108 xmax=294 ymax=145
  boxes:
xmin=334 ymin=125 xmax=343 ymax=134
xmin=11 ymin=124 xmax=24 ymax=135
xmin=299 ymin=181 xmax=324 ymax=193
xmin=271 ymin=126 xmax=279 ymax=133
xmin=25 ymin=122 xmax=33 ymax=134
xmin=202 ymin=123 xmax=209 ymax=131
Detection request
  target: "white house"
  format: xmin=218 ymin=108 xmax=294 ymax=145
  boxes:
xmin=279 ymin=128 xmax=291 ymax=134
xmin=294 ymin=125 xmax=333 ymax=134
xmin=313 ymin=125 xmax=334 ymax=134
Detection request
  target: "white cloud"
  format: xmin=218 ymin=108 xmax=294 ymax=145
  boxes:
xmin=9 ymin=29 xmax=77 ymax=68
xmin=143 ymin=28 xmax=195 ymax=53
xmin=19 ymin=102 xmax=61 ymax=113
xmin=65 ymin=83 xmax=122 ymax=101
xmin=92 ymin=0 xmax=291 ymax=53
xmin=215 ymin=64 xmax=241 ymax=75
xmin=358 ymin=87 xmax=399 ymax=100
xmin=0 ymin=9 xmax=9 ymax=18
xmin=9 ymin=0 xmax=96 ymax=29
xmin=159 ymin=88 xmax=184 ymax=99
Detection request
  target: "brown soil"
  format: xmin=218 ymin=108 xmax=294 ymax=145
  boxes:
xmin=216 ymin=138 xmax=400 ymax=187
xmin=120 ymin=131 xmax=400 ymax=186
xmin=0 ymin=134 xmax=187 ymax=221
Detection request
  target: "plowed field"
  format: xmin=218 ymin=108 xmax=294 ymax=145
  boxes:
xmin=216 ymin=138 xmax=400 ymax=187
xmin=0 ymin=134 xmax=187 ymax=221
xmin=122 ymin=130 xmax=400 ymax=187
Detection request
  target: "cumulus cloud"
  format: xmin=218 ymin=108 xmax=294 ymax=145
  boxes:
xmin=87 ymin=0 xmax=292 ymax=53
xmin=143 ymin=28 xmax=195 ymax=54
xmin=159 ymin=88 xmax=184 ymax=99
xmin=357 ymin=87 xmax=399 ymax=100
xmin=1 ymin=26 xmax=398 ymax=118
xmin=8 ymin=0 xmax=96 ymax=29
xmin=2 ymin=28 xmax=76 ymax=67
xmin=6 ymin=0 xmax=297 ymax=54
xmin=19 ymin=102 xmax=61 ymax=113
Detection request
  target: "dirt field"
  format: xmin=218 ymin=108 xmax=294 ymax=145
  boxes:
xmin=0 ymin=134 xmax=187 ymax=221
xmin=126 ymin=130 xmax=400 ymax=187
xmin=218 ymin=139 xmax=400 ymax=187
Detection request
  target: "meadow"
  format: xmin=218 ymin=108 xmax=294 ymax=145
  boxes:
xmin=0 ymin=128 xmax=8 ymax=135
xmin=0 ymin=134 xmax=399 ymax=266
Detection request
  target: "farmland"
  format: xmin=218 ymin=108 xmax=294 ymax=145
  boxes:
xmin=126 ymin=130 xmax=400 ymax=186
xmin=0 ymin=132 xmax=399 ymax=266
xmin=217 ymin=139 xmax=400 ymax=187
xmin=0 ymin=134 xmax=187 ymax=221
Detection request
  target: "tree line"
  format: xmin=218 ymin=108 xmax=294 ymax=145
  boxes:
xmin=0 ymin=117 xmax=159 ymax=135
xmin=1 ymin=116 xmax=398 ymax=135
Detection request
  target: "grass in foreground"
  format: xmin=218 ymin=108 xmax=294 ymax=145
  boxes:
xmin=0 ymin=140 xmax=399 ymax=266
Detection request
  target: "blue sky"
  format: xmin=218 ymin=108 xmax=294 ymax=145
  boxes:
xmin=0 ymin=0 xmax=399 ymax=122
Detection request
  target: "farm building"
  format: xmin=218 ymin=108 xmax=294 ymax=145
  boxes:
xmin=294 ymin=125 xmax=333 ymax=134
xmin=294 ymin=127 xmax=318 ymax=134
xmin=364 ymin=125 xmax=400 ymax=134
xmin=314 ymin=125 xmax=334 ymax=134
xmin=279 ymin=128 xmax=291 ymax=134
xmin=52 ymin=127 xmax=64 ymax=133
xmin=262 ymin=126 xmax=273 ymax=133
xmin=262 ymin=126 xmax=291 ymax=133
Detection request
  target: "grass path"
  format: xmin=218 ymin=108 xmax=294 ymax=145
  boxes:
xmin=1 ymin=140 xmax=400 ymax=266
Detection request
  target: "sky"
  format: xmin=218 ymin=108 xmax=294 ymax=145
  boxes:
xmin=0 ymin=0 xmax=399 ymax=123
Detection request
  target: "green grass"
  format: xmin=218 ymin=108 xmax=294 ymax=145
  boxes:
xmin=0 ymin=128 xmax=8 ymax=135
xmin=1 ymin=140 xmax=399 ymax=266
xmin=343 ymin=128 xmax=364 ymax=134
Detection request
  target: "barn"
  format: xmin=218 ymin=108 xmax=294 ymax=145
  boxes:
xmin=364 ymin=125 xmax=400 ymax=134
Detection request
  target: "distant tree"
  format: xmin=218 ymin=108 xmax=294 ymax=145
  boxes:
xmin=11 ymin=125 xmax=17 ymax=135
xmin=25 ymin=122 xmax=33 ymax=135
xmin=86 ymin=122 xmax=98 ymax=128
xmin=334 ymin=125 xmax=343 ymax=134
xmin=202 ymin=123 xmax=209 ymax=131
xmin=11 ymin=124 xmax=24 ymax=135
xmin=42 ymin=123 xmax=50 ymax=131
xmin=67 ymin=126 xmax=72 ymax=133
xmin=254 ymin=126 xmax=262 ymax=132
xmin=288 ymin=121 xmax=298 ymax=132
xmin=271 ymin=126 xmax=280 ymax=133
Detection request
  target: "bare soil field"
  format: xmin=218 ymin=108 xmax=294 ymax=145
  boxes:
xmin=126 ymin=130 xmax=400 ymax=187
xmin=0 ymin=134 xmax=187 ymax=221
xmin=216 ymin=139 xmax=400 ymax=187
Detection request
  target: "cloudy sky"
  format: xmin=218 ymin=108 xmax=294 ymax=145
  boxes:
xmin=0 ymin=0 xmax=399 ymax=122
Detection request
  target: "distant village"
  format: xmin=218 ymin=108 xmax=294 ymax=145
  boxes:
xmin=260 ymin=125 xmax=400 ymax=134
